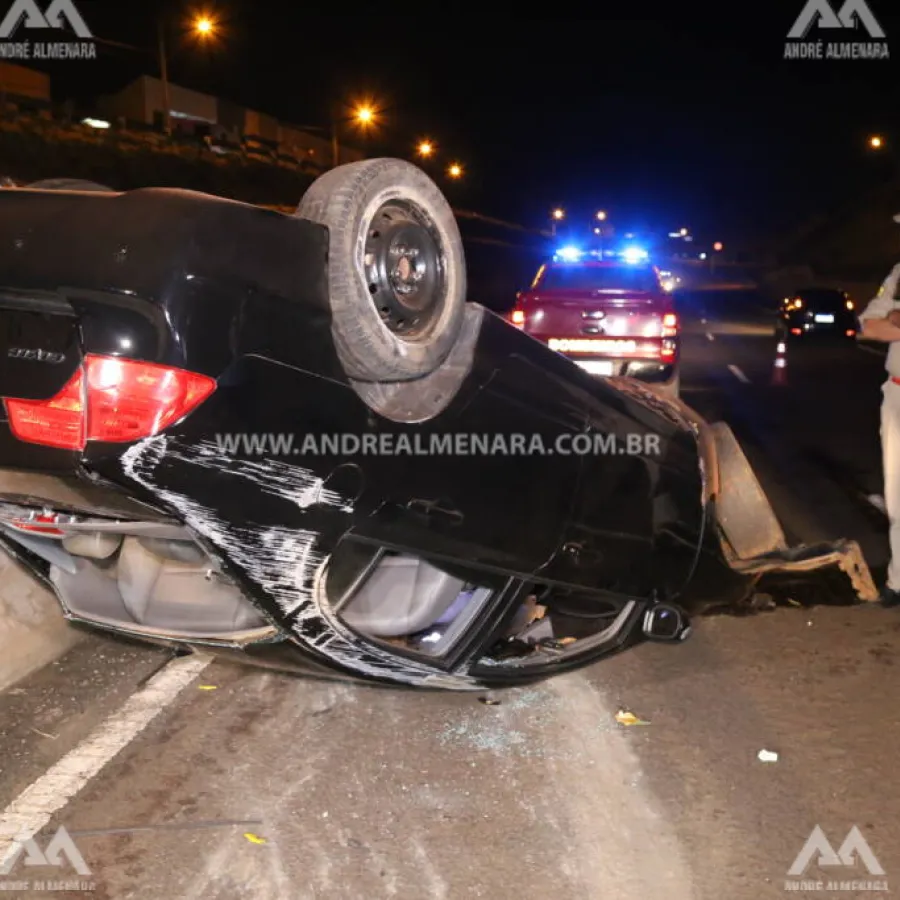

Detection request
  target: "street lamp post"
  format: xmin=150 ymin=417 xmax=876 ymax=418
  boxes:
xmin=297 ymin=103 xmax=377 ymax=169
xmin=157 ymin=20 xmax=171 ymax=134
xmin=330 ymin=106 xmax=340 ymax=167
xmin=594 ymin=210 xmax=608 ymax=252
xmin=551 ymin=207 xmax=565 ymax=237
xmin=151 ymin=15 xmax=218 ymax=135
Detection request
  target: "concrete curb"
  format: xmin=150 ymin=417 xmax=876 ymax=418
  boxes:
xmin=0 ymin=552 xmax=82 ymax=693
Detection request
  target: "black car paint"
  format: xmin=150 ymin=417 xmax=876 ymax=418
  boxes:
xmin=0 ymin=187 xmax=754 ymax=687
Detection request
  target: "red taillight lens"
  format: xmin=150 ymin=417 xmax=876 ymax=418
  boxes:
xmin=85 ymin=356 xmax=215 ymax=443
xmin=9 ymin=513 xmax=65 ymax=536
xmin=511 ymin=309 xmax=525 ymax=327
xmin=4 ymin=355 xmax=216 ymax=450
xmin=662 ymin=312 xmax=678 ymax=337
xmin=6 ymin=367 xmax=84 ymax=450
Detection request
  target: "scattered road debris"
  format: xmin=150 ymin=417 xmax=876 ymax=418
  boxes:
xmin=757 ymin=749 xmax=779 ymax=763
xmin=615 ymin=709 xmax=650 ymax=726
xmin=243 ymin=832 xmax=267 ymax=844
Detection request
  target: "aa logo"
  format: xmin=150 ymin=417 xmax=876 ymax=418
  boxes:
xmin=788 ymin=825 xmax=885 ymax=876
xmin=0 ymin=0 xmax=92 ymax=40
xmin=0 ymin=825 xmax=91 ymax=876
xmin=787 ymin=0 xmax=885 ymax=39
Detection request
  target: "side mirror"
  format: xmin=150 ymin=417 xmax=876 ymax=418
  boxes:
xmin=642 ymin=603 xmax=691 ymax=642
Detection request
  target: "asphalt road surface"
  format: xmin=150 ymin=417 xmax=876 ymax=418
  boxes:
xmin=0 ymin=283 xmax=898 ymax=900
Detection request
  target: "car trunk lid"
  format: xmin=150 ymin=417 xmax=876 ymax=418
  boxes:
xmin=0 ymin=289 xmax=82 ymax=402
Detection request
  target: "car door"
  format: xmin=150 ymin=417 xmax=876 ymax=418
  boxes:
xmin=539 ymin=379 xmax=705 ymax=600
xmin=358 ymin=348 xmax=586 ymax=576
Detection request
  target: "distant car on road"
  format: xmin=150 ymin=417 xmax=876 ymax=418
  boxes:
xmin=657 ymin=268 xmax=682 ymax=292
xmin=780 ymin=287 xmax=858 ymax=338
xmin=510 ymin=251 xmax=681 ymax=396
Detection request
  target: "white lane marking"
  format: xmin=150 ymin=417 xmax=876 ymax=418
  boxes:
xmin=727 ymin=364 xmax=751 ymax=383
xmin=706 ymin=332 xmax=715 ymax=341
xmin=866 ymin=494 xmax=887 ymax=514
xmin=858 ymin=343 xmax=887 ymax=357
xmin=0 ymin=653 xmax=211 ymax=864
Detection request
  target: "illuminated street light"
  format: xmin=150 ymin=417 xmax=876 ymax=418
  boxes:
xmin=869 ymin=135 xmax=884 ymax=150
xmin=193 ymin=15 xmax=216 ymax=37
xmin=596 ymin=210 xmax=607 ymax=221
xmin=353 ymin=104 xmax=376 ymax=126
xmin=295 ymin=97 xmax=382 ymax=169
xmin=447 ymin=162 xmax=463 ymax=178
xmin=713 ymin=241 xmax=723 ymax=251
xmin=417 ymin=139 xmax=434 ymax=158
xmin=679 ymin=227 xmax=689 ymax=236
xmin=152 ymin=13 xmax=221 ymax=135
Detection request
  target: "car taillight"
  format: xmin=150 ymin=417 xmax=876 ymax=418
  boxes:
xmin=8 ymin=512 xmax=67 ymax=536
xmin=6 ymin=367 xmax=85 ymax=450
xmin=661 ymin=339 xmax=676 ymax=361
xmin=662 ymin=312 xmax=678 ymax=337
xmin=510 ymin=309 xmax=525 ymax=327
xmin=4 ymin=355 xmax=216 ymax=451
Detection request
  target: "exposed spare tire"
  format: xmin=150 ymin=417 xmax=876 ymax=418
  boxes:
xmin=295 ymin=158 xmax=466 ymax=381
xmin=26 ymin=178 xmax=114 ymax=191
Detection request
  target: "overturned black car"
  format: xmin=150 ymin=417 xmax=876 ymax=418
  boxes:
xmin=0 ymin=161 xmax=877 ymax=689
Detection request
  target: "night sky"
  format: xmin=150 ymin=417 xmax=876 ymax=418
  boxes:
xmin=28 ymin=4 xmax=900 ymax=247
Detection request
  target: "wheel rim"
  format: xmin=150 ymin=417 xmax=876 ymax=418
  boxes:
xmin=363 ymin=200 xmax=445 ymax=338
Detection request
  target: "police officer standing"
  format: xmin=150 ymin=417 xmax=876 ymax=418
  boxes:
xmin=859 ymin=234 xmax=900 ymax=606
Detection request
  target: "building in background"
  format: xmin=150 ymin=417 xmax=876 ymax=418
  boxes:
xmin=96 ymin=75 xmax=362 ymax=169
xmin=0 ymin=62 xmax=49 ymax=105
xmin=97 ymin=76 xmax=216 ymax=133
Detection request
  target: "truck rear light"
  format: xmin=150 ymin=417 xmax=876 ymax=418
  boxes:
xmin=4 ymin=355 xmax=216 ymax=450
xmin=510 ymin=309 xmax=525 ymax=327
xmin=661 ymin=339 xmax=676 ymax=361
xmin=662 ymin=312 xmax=678 ymax=337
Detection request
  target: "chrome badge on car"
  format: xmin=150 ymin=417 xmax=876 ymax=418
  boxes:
xmin=7 ymin=347 xmax=66 ymax=363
